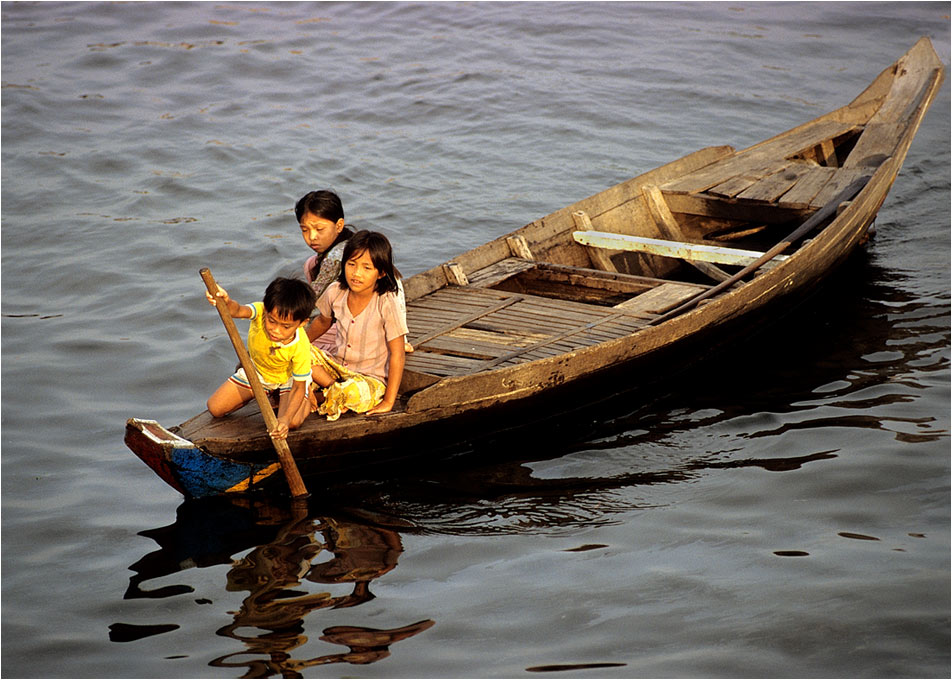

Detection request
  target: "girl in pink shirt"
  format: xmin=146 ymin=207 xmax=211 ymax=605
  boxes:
xmin=307 ymin=231 xmax=408 ymax=420
xmin=295 ymin=189 xmax=413 ymax=355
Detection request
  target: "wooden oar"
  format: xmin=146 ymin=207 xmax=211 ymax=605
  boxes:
xmin=650 ymin=174 xmax=873 ymax=326
xmin=199 ymin=267 xmax=309 ymax=499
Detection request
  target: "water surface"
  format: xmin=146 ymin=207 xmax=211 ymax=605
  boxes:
xmin=2 ymin=2 xmax=949 ymax=677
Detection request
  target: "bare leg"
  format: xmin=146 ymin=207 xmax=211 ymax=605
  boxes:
xmin=207 ymin=379 xmax=253 ymax=417
xmin=311 ymin=363 xmax=337 ymax=388
xmin=279 ymin=388 xmax=312 ymax=429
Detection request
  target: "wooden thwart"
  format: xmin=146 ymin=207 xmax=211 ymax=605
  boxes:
xmin=572 ymin=230 xmax=788 ymax=270
xmin=642 ymin=184 xmax=730 ymax=282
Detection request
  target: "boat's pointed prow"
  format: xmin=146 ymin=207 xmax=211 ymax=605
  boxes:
xmin=125 ymin=418 xmax=283 ymax=498
xmin=125 ymin=419 xmax=195 ymax=495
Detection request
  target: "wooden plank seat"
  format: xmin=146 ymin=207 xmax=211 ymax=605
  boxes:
xmin=572 ymin=230 xmax=789 ymax=270
xmin=661 ymin=120 xmax=861 ymax=195
xmin=658 ymin=119 xmax=869 ymax=222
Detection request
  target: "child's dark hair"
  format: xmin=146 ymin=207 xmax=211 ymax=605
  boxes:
xmin=338 ymin=230 xmax=400 ymax=295
xmin=263 ymin=277 xmax=317 ymax=323
xmin=295 ymin=189 xmax=344 ymax=223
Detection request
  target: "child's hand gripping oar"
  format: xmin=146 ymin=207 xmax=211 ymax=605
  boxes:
xmin=199 ymin=267 xmax=309 ymax=499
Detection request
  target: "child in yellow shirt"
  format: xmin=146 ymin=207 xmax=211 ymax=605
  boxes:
xmin=205 ymin=277 xmax=316 ymax=439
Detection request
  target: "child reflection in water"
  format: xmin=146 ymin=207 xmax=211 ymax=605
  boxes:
xmin=210 ymin=514 xmax=433 ymax=676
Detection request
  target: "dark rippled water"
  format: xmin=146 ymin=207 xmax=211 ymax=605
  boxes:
xmin=2 ymin=2 xmax=949 ymax=678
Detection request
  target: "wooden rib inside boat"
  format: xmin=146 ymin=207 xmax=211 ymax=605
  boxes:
xmin=125 ymin=38 xmax=945 ymax=498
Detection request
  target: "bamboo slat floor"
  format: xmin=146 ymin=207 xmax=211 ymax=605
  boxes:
xmin=403 ymin=284 xmax=663 ymax=377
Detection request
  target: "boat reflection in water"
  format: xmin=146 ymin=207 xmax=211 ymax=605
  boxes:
xmin=212 ymin=510 xmax=434 ymax=674
xmin=115 ymin=436 xmax=845 ymax=675
xmin=118 ymin=498 xmax=433 ymax=675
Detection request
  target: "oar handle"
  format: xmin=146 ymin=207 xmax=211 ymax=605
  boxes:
xmin=200 ymin=268 xmax=309 ymax=499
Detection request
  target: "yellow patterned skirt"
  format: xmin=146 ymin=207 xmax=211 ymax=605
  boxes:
xmin=309 ymin=346 xmax=386 ymax=421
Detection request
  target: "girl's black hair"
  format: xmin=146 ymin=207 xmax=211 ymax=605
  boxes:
xmin=294 ymin=189 xmax=343 ymax=223
xmin=338 ymin=230 xmax=400 ymax=295
xmin=263 ymin=277 xmax=317 ymax=322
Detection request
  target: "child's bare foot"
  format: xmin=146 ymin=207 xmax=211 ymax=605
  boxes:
xmin=308 ymin=389 xmax=323 ymax=413
xmin=404 ymin=341 xmax=414 ymax=353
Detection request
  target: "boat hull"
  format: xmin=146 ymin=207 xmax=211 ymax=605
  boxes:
xmin=124 ymin=249 xmax=870 ymax=499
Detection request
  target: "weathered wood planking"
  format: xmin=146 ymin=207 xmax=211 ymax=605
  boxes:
xmin=777 ymin=166 xmax=838 ymax=208
xmin=481 ymin=310 xmax=645 ymax=369
xmin=809 ymin=167 xmax=872 ymax=208
xmin=614 ymin=282 xmax=707 ymax=316
xmin=736 ymin=162 xmax=818 ymax=203
xmin=705 ymin=159 xmax=797 ymax=199
xmin=661 ymin=191 xmax=809 ymax=225
xmin=407 ymin=295 xmax=524 ymax=347
xmin=403 ymin=145 xmax=736 ymax=301
xmin=404 ymin=351 xmax=486 ymax=376
xmin=852 ymin=41 xmax=942 ymax=126
xmin=843 ymin=123 xmax=903 ymax=168
xmin=417 ymin=335 xmax=516 ymax=360
xmin=467 ymin=257 xmax=537 ymax=288
xmin=535 ymin=263 xmax=699 ymax=291
xmin=449 ymin=326 xmax=548 ymax=347
xmin=407 ymin=282 xmax=653 ymax=373
xmin=661 ymin=120 xmax=858 ymax=195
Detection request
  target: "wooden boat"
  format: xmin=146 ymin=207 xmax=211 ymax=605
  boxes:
xmin=126 ymin=38 xmax=944 ymax=499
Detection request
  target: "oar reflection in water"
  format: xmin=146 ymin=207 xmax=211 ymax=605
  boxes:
xmin=209 ymin=512 xmax=433 ymax=675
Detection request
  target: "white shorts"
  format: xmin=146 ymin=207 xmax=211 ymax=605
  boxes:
xmin=228 ymin=368 xmax=311 ymax=395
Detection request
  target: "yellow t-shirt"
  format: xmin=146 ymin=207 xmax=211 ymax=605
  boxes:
xmin=247 ymin=302 xmax=311 ymax=385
